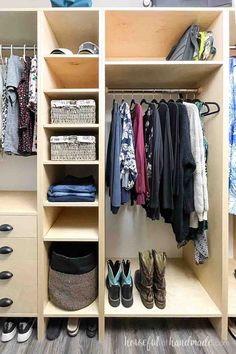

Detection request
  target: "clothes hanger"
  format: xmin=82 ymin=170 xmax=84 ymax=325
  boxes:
xmin=151 ymin=89 xmax=159 ymax=105
xmin=168 ymin=91 xmax=175 ymax=103
xmin=130 ymin=91 xmax=136 ymax=110
xmin=33 ymin=44 xmax=36 ymax=59
xmin=140 ymin=91 xmax=150 ymax=106
xmin=202 ymin=102 xmax=220 ymax=117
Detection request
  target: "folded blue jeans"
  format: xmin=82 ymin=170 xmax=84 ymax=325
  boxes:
xmin=49 ymin=184 xmax=96 ymax=194
xmin=48 ymin=195 xmax=96 ymax=202
xmin=48 ymin=191 xmax=95 ymax=197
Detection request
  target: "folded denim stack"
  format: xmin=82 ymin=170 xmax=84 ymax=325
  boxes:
xmin=47 ymin=175 xmax=96 ymax=202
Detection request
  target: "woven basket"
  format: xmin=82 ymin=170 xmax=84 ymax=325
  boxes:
xmin=50 ymin=136 xmax=96 ymax=161
xmin=51 ymin=100 xmax=96 ymax=124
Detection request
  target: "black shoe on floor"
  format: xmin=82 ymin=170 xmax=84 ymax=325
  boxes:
xmin=106 ymin=260 xmax=122 ymax=307
xmin=1 ymin=318 xmax=18 ymax=342
xmin=121 ymin=259 xmax=133 ymax=308
xmin=17 ymin=318 xmax=36 ymax=343
xmin=46 ymin=318 xmax=64 ymax=341
xmin=86 ymin=319 xmax=97 ymax=338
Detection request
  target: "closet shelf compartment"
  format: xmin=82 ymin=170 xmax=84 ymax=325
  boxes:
xmin=44 ymin=299 xmax=99 ymax=318
xmin=44 ymin=56 xmax=99 ymax=89
xmin=0 ymin=192 xmax=37 ymax=216
xmin=44 ymin=88 xmax=99 ymax=100
xmin=44 ymin=208 xmax=98 ymax=242
xmin=43 ymin=160 xmax=99 ymax=165
xmin=43 ymin=197 xmax=99 ymax=207
xmin=43 ymin=124 xmax=99 ymax=130
xmin=105 ymin=10 xmax=223 ymax=61
xmin=105 ymin=258 xmax=221 ymax=318
xmin=105 ymin=62 xmax=223 ymax=89
xmin=228 ymin=259 xmax=236 ymax=316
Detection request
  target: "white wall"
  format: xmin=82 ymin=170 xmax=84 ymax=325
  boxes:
xmin=0 ymin=0 xmax=142 ymax=7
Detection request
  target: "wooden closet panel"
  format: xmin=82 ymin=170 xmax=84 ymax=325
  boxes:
xmin=0 ymin=238 xmax=37 ymax=314
xmin=0 ymin=216 xmax=37 ymax=238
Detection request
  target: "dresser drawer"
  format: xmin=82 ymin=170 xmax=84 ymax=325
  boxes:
xmin=0 ymin=216 xmax=37 ymax=238
xmin=0 ymin=238 xmax=37 ymax=314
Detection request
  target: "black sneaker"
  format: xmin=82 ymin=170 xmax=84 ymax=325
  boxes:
xmin=17 ymin=318 xmax=36 ymax=343
xmin=46 ymin=318 xmax=64 ymax=341
xmin=1 ymin=318 xmax=17 ymax=342
xmin=106 ymin=260 xmax=122 ymax=307
xmin=86 ymin=319 xmax=97 ymax=338
xmin=121 ymin=260 xmax=133 ymax=308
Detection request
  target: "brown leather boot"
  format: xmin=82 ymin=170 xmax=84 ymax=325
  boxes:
xmin=152 ymin=250 xmax=167 ymax=309
xmin=134 ymin=250 xmax=154 ymax=309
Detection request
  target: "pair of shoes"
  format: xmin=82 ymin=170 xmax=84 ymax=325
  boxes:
xmin=228 ymin=318 xmax=236 ymax=339
xmin=86 ymin=319 xmax=97 ymax=338
xmin=135 ymin=250 xmax=167 ymax=309
xmin=47 ymin=318 xmax=64 ymax=340
xmin=1 ymin=318 xmax=35 ymax=343
xmin=106 ymin=259 xmax=133 ymax=308
xmin=67 ymin=318 xmax=80 ymax=337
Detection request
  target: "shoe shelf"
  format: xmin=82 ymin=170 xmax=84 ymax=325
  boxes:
xmin=44 ymin=208 xmax=98 ymax=242
xmin=44 ymin=299 xmax=99 ymax=318
xmin=105 ymin=258 xmax=221 ymax=318
xmin=0 ymin=191 xmax=37 ymax=216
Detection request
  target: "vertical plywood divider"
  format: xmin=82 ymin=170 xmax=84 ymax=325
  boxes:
xmin=183 ymin=10 xmax=229 ymax=340
xmin=98 ymin=9 xmax=106 ymax=341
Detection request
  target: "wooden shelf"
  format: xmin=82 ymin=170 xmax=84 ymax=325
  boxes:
xmin=105 ymin=258 xmax=221 ymax=318
xmin=0 ymin=191 xmax=37 ymax=216
xmin=44 ymin=197 xmax=99 ymax=207
xmin=44 ymin=124 xmax=99 ymax=130
xmin=43 ymin=160 xmax=99 ymax=165
xmin=44 ymin=88 xmax=99 ymax=99
xmin=44 ymin=298 xmax=99 ymax=318
xmin=105 ymin=61 xmax=223 ymax=89
xmin=228 ymin=259 xmax=236 ymax=317
xmin=45 ymin=56 xmax=99 ymax=89
xmin=44 ymin=208 xmax=98 ymax=242
xmin=44 ymin=10 xmax=99 ymax=54
xmin=105 ymin=10 xmax=223 ymax=61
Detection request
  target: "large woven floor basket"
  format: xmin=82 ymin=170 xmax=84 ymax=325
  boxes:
xmin=51 ymin=100 xmax=96 ymax=124
xmin=49 ymin=242 xmax=98 ymax=311
xmin=50 ymin=135 xmax=96 ymax=161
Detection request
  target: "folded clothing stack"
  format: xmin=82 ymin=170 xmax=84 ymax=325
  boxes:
xmin=48 ymin=175 xmax=96 ymax=202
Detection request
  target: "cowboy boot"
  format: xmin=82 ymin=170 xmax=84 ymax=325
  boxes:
xmin=106 ymin=260 xmax=122 ymax=307
xmin=152 ymin=250 xmax=167 ymax=309
xmin=134 ymin=250 xmax=154 ymax=309
xmin=121 ymin=260 xmax=133 ymax=308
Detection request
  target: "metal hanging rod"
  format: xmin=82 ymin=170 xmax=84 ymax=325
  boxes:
xmin=107 ymin=88 xmax=199 ymax=94
xmin=0 ymin=45 xmax=37 ymax=50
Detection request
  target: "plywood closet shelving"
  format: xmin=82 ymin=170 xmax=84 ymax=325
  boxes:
xmin=0 ymin=7 xmax=231 ymax=343
xmin=104 ymin=7 xmax=228 ymax=342
xmin=228 ymin=8 xmax=236 ymax=320
xmin=105 ymin=259 xmax=221 ymax=318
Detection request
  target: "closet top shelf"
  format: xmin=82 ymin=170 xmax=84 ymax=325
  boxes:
xmin=0 ymin=191 xmax=37 ymax=216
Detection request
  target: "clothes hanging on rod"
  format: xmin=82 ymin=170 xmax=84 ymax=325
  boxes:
xmin=0 ymin=45 xmax=37 ymax=156
xmin=106 ymin=89 xmax=219 ymax=265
